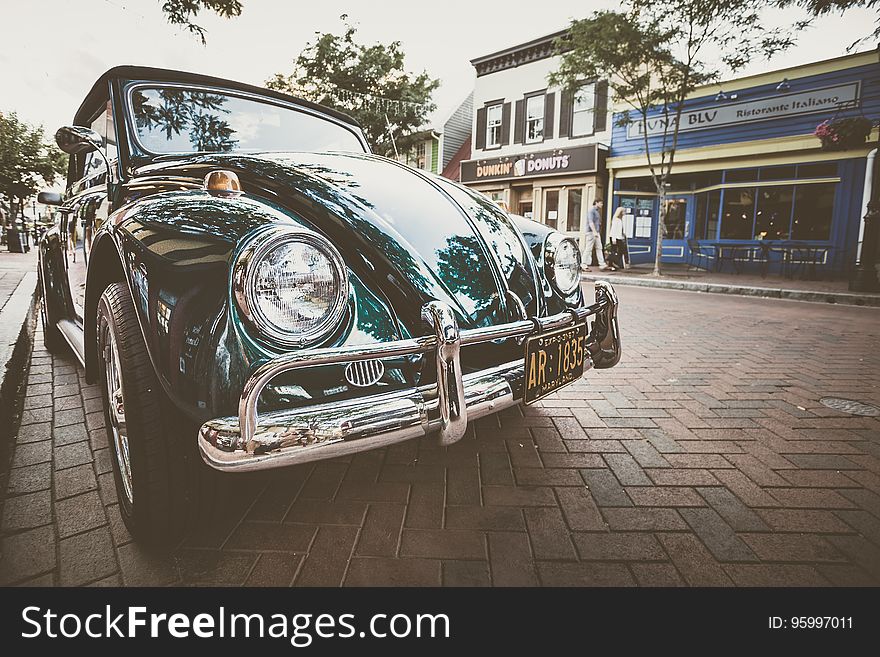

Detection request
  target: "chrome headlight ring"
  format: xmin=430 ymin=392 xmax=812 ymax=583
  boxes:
xmin=544 ymin=232 xmax=582 ymax=297
xmin=233 ymin=226 xmax=350 ymax=349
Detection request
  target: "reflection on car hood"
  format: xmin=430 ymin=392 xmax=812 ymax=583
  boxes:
xmin=226 ymin=152 xmax=539 ymax=328
xmin=134 ymin=151 xmax=540 ymax=330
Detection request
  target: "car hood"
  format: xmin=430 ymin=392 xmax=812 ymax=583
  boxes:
xmin=145 ymin=151 xmax=540 ymax=330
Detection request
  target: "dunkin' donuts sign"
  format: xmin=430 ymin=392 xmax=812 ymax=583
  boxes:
xmin=461 ymin=145 xmax=597 ymax=182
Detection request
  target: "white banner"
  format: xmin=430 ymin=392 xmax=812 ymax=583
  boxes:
xmin=625 ymin=82 xmax=860 ymax=140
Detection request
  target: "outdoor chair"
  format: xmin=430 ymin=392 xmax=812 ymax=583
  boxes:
xmin=686 ymin=239 xmax=713 ymax=272
xmin=716 ymin=244 xmax=745 ymax=274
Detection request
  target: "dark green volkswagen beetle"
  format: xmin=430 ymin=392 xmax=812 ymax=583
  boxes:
xmin=38 ymin=66 xmax=620 ymax=543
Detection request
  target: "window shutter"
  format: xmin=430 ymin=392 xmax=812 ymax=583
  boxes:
xmin=501 ymin=102 xmax=511 ymax=145
xmin=544 ymin=93 xmax=555 ymax=139
xmin=559 ymin=91 xmax=571 ymax=137
xmin=475 ymin=107 xmax=487 ymax=150
xmin=594 ymin=81 xmax=609 ymax=133
xmin=513 ymin=99 xmax=524 ymax=144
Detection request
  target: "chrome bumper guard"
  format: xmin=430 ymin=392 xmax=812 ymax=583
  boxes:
xmin=198 ymin=281 xmax=620 ymax=472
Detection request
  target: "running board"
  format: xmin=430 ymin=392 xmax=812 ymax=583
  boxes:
xmin=57 ymin=319 xmax=86 ymax=367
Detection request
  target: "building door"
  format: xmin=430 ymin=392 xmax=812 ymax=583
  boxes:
xmin=661 ymin=196 xmax=693 ymax=263
xmin=512 ymin=186 xmax=534 ymax=220
xmin=543 ymin=189 xmax=560 ymax=229
xmin=615 ymin=195 xmax=656 ymax=265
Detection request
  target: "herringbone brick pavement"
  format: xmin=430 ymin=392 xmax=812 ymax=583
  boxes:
xmin=2 ymin=285 xmax=878 ymax=586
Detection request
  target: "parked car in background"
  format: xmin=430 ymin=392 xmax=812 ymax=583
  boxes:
xmin=38 ymin=66 xmax=621 ymax=543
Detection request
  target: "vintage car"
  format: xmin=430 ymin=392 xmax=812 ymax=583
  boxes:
xmin=38 ymin=66 xmax=620 ymax=542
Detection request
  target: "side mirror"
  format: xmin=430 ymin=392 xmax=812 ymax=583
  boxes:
xmin=38 ymin=191 xmax=63 ymax=206
xmin=55 ymin=125 xmax=103 ymax=155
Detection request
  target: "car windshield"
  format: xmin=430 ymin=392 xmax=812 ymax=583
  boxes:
xmin=128 ymin=86 xmax=366 ymax=155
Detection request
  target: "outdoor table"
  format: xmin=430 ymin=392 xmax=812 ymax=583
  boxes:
xmin=706 ymin=242 xmax=751 ymax=273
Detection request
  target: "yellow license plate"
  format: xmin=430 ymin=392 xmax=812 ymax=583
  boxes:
xmin=523 ymin=322 xmax=587 ymax=404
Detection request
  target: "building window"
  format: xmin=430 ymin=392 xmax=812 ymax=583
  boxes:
xmin=404 ymin=140 xmax=427 ymax=170
xmin=567 ymin=188 xmax=583 ymax=233
xmin=571 ymin=83 xmax=595 ymax=137
xmin=544 ymin=189 xmax=559 ymax=229
xmin=720 ymin=188 xmax=755 ymax=239
xmin=725 ymin=168 xmax=758 ymax=183
xmin=754 ymin=186 xmax=794 ymax=240
xmin=792 ymin=183 xmax=835 ymax=240
xmin=486 ymin=104 xmax=503 ymax=148
xmin=706 ymin=190 xmax=721 ymax=239
xmin=525 ymin=95 xmax=544 ymax=143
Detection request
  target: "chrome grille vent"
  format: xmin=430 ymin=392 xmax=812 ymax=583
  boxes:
xmin=344 ymin=359 xmax=385 ymax=388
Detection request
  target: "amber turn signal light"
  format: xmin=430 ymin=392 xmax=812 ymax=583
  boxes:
xmin=204 ymin=169 xmax=242 ymax=195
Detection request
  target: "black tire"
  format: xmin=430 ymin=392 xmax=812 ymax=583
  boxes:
xmin=96 ymin=282 xmax=215 ymax=545
xmin=38 ymin=271 xmax=64 ymax=353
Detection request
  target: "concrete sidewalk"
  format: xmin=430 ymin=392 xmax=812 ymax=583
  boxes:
xmin=0 ymin=250 xmax=39 ymax=482
xmin=582 ymin=263 xmax=880 ymax=307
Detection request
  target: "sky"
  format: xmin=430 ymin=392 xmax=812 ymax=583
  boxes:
xmin=0 ymin=0 xmax=876 ymax=135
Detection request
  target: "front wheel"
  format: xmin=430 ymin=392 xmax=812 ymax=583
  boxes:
xmin=97 ymin=282 xmax=213 ymax=544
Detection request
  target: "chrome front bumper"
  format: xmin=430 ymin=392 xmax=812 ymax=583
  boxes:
xmin=198 ymin=281 xmax=620 ymax=472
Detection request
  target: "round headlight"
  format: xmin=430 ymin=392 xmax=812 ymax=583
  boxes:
xmin=234 ymin=228 xmax=349 ymax=348
xmin=545 ymin=233 xmax=582 ymax=296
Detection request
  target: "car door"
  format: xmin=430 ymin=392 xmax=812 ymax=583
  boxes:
xmin=61 ymin=101 xmax=116 ymax=324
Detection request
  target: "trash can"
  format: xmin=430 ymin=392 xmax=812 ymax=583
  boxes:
xmin=6 ymin=227 xmax=29 ymax=253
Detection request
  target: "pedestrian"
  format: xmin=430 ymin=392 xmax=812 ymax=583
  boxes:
xmin=607 ymin=206 xmax=627 ymax=271
xmin=582 ymin=198 xmax=611 ymax=272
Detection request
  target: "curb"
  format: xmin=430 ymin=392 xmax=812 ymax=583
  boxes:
xmin=582 ymin=273 xmax=880 ymax=307
xmin=0 ymin=271 xmax=38 ymax=442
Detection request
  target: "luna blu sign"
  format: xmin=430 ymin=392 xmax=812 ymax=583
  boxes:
xmin=625 ymin=82 xmax=860 ymax=139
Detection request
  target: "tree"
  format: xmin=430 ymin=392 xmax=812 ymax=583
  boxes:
xmin=0 ymin=112 xmax=66 ymax=233
xmin=266 ymin=16 xmax=439 ymax=157
xmin=160 ymin=0 xmax=243 ymax=44
xmin=550 ymin=1 xmax=800 ymax=275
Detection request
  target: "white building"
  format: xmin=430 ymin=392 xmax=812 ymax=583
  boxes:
xmin=461 ymin=30 xmax=610 ymax=250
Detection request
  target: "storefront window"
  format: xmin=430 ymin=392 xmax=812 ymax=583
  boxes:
xmin=695 ymin=192 xmax=707 ymax=240
xmin=544 ymin=189 xmax=559 ymax=229
xmin=754 ymin=186 xmax=794 ymax=240
xmin=707 ymin=190 xmax=721 ymax=240
xmin=664 ymin=199 xmax=687 ymax=239
xmin=720 ymin=188 xmax=755 ymax=239
xmin=571 ymin=84 xmax=595 ymax=137
xmin=567 ymin=188 xmax=583 ymax=232
xmin=792 ymin=183 xmax=835 ymax=240
xmin=486 ymin=104 xmax=502 ymax=148
xmin=797 ymin=162 xmax=837 ymax=179
xmin=759 ymin=165 xmax=796 ymax=181
xmin=618 ymin=177 xmax=655 ymax=192
xmin=526 ymin=95 xmax=544 ymax=143
xmin=725 ymin=168 xmax=758 ymax=183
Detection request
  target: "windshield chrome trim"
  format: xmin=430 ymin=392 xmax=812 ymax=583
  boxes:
xmin=123 ymin=81 xmax=370 ymax=158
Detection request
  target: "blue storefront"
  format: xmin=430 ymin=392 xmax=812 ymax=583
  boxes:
xmin=606 ymin=49 xmax=880 ymax=275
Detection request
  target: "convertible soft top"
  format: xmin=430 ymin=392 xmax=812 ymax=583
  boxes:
xmin=74 ymin=65 xmax=362 ymax=129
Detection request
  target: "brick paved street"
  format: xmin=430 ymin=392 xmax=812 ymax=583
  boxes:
xmin=1 ymin=285 xmax=879 ymax=586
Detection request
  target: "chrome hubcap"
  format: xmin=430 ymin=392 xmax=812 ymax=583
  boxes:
xmin=104 ymin=327 xmax=133 ymax=504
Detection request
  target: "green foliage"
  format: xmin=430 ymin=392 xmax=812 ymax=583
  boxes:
xmin=160 ymin=0 xmax=243 ymax=44
xmin=132 ymin=89 xmax=237 ymax=151
xmin=0 ymin=112 xmax=66 ymax=221
xmin=267 ymin=16 xmax=439 ymax=157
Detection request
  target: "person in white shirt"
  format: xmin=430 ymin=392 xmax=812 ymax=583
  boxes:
xmin=608 ymin=206 xmax=627 ymax=271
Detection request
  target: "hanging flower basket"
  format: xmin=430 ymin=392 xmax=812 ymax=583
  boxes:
xmin=814 ymin=117 xmax=874 ymax=151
